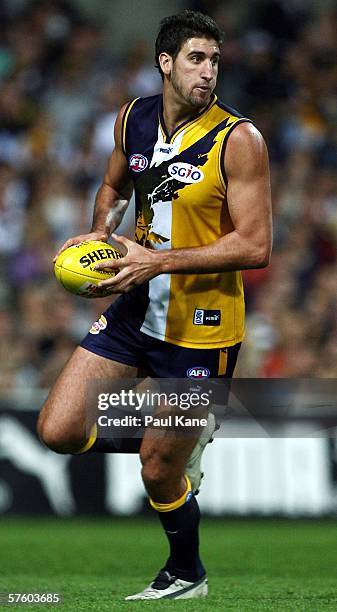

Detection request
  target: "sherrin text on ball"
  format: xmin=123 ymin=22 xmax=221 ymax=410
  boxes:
xmin=54 ymin=240 xmax=121 ymax=298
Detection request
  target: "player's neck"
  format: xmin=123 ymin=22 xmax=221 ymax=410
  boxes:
xmin=162 ymin=87 xmax=208 ymax=137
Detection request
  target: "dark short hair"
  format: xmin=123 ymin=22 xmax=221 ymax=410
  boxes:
xmin=155 ymin=10 xmax=224 ymax=79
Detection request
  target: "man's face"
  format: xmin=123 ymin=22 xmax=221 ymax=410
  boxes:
xmin=170 ymin=37 xmax=220 ymax=109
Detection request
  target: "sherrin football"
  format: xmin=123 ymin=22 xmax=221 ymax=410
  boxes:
xmin=54 ymin=240 xmax=122 ymax=298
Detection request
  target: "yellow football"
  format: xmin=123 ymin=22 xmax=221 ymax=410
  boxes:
xmin=54 ymin=240 xmax=122 ymax=298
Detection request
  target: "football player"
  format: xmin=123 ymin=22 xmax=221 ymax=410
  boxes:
xmin=38 ymin=9 xmax=272 ymax=600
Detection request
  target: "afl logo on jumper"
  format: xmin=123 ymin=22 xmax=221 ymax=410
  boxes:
xmin=129 ymin=154 xmax=148 ymax=172
xmin=168 ymin=162 xmax=204 ymax=184
xmin=187 ymin=367 xmax=210 ymax=379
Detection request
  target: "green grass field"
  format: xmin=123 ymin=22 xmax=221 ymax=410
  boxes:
xmin=0 ymin=518 xmax=336 ymax=611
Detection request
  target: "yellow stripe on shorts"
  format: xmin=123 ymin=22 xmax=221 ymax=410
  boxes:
xmin=218 ymin=349 xmax=228 ymax=376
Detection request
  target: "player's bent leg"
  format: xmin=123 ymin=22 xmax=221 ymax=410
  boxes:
xmin=185 ymin=411 xmax=218 ymax=494
xmin=37 ymin=346 xmax=136 ymax=454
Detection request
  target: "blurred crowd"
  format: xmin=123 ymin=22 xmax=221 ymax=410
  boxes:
xmin=0 ymin=0 xmax=336 ymax=392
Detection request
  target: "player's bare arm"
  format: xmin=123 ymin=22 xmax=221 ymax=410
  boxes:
xmin=96 ymin=122 xmax=272 ymax=292
xmin=53 ymin=104 xmax=133 ymax=261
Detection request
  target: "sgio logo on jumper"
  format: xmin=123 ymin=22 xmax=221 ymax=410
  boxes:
xmin=168 ymin=162 xmax=204 ymax=184
xmin=194 ymin=309 xmax=221 ymax=326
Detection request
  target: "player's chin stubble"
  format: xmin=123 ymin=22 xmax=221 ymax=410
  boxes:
xmin=171 ymin=70 xmax=210 ymax=110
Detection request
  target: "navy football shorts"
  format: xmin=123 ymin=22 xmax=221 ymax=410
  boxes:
xmin=80 ymin=294 xmax=241 ymax=380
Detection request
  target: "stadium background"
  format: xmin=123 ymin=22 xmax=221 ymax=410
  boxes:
xmin=0 ymin=1 xmax=336 ymax=608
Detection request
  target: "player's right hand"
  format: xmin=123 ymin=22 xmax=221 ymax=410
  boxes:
xmin=53 ymin=231 xmax=108 ymax=262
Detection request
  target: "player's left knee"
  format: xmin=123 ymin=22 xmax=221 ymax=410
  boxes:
xmin=37 ymin=413 xmax=86 ymax=454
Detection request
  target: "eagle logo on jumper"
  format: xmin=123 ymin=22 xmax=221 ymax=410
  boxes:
xmin=134 ymin=117 xmax=233 ymax=248
xmin=147 ymin=177 xmax=177 ymax=244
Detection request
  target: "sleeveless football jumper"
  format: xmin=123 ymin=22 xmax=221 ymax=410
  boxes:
xmin=122 ymin=94 xmax=251 ymax=349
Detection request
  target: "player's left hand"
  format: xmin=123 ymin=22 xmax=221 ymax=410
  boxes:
xmin=94 ymin=234 xmax=164 ymax=292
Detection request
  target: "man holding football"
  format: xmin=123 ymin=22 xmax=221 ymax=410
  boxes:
xmin=38 ymin=10 xmax=272 ymax=600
